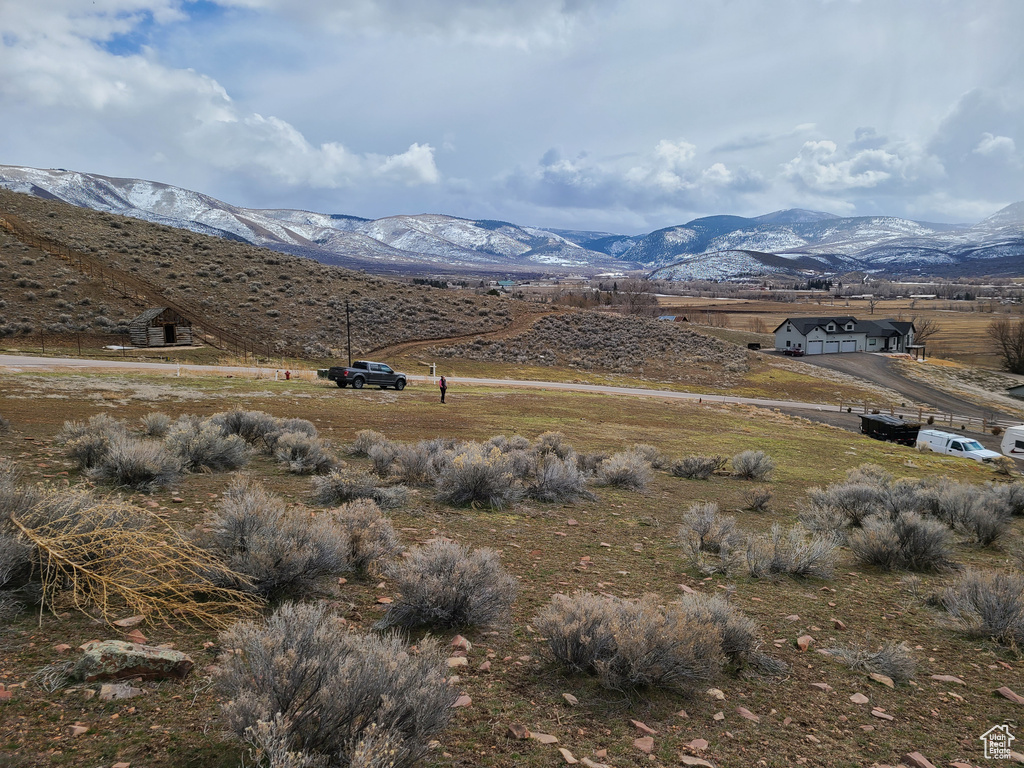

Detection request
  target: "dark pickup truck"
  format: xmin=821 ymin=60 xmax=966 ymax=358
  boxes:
xmin=859 ymin=413 xmax=920 ymax=446
xmin=327 ymin=360 xmax=407 ymax=390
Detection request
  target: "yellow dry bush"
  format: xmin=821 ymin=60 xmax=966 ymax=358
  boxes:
xmin=10 ymin=490 xmax=261 ymax=629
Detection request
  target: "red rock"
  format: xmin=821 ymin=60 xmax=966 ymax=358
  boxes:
xmin=562 ymin=693 xmax=578 ymax=706
xmin=930 ymin=674 xmax=965 ymax=685
xmin=451 ymin=694 xmax=472 ymax=708
xmin=567 ymin=519 xmax=578 ymax=526
xmin=679 ymin=758 xmax=714 ymax=767
xmin=68 ymin=725 xmax=89 ymax=737
xmin=558 ymin=747 xmax=578 ymax=764
xmin=530 ymin=732 xmax=558 ymax=744
xmin=833 ymin=618 xmax=847 ymax=630
xmin=810 ymin=683 xmax=833 ymax=692
xmin=580 ymin=759 xmax=611 ymax=768
xmin=54 ymin=643 xmax=72 ymax=653
xmin=125 ymin=629 xmax=147 ymax=644
xmin=850 ymin=693 xmax=869 ymax=704
xmin=478 ymin=661 xmax=491 ymax=672
xmin=996 ymin=686 xmax=1024 ymax=704
xmin=507 ymin=723 xmax=530 ymax=739
xmin=112 ymin=763 xmax=131 ymax=768
xmin=679 ymin=584 xmax=696 ymax=594
xmin=631 ymin=719 xmax=657 ymax=735
xmin=870 ymin=709 xmax=895 ymax=721
xmin=869 ymin=672 xmax=895 ymax=688
xmin=633 ymin=736 xmax=654 ymax=754
xmin=797 ymin=635 xmax=814 ymax=651
xmin=376 ymin=596 xmax=393 ymax=604
xmin=99 ymin=683 xmax=146 ymax=701
xmin=736 ymin=706 xmax=760 ymax=722
xmin=676 ymin=709 xmax=688 ymax=718
xmin=687 ymin=738 xmax=709 ymax=752
xmin=901 ymin=752 xmax=937 ymax=768
xmin=785 ymin=614 xmax=800 ymax=621
xmin=112 ymin=615 xmax=145 ymax=628
xmin=451 ymin=635 xmax=472 ymax=652
xmin=0 ymin=685 xmax=12 ymax=703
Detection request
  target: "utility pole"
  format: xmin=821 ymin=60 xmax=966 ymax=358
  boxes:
xmin=346 ymin=300 xmax=352 ymax=366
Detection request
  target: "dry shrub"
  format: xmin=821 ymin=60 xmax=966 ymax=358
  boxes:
xmin=992 ymin=456 xmax=1016 ymax=477
xmin=350 ymin=429 xmax=389 ymax=457
xmin=678 ymin=592 xmax=786 ymax=675
xmin=848 ymin=513 xmax=956 ymax=572
xmin=630 ymin=443 xmax=669 ymax=469
xmin=434 ymin=444 xmax=523 ymax=509
xmin=0 ymin=414 xmax=9 ymax=433
xmin=210 ymin=409 xmax=282 ymax=449
xmin=746 ymin=524 xmax=838 ymax=579
xmin=165 ymin=416 xmax=249 ymax=473
xmin=139 ymin=412 xmax=171 ymax=437
xmin=942 ymin=569 xmax=1024 ymax=648
xmin=377 ymin=540 xmax=517 ymax=630
xmin=670 ymin=455 xmax=725 ymax=480
xmin=217 ymin=603 xmax=456 ymax=768
xmin=576 ymin=451 xmax=609 ymax=475
xmin=57 ymin=414 xmax=129 ymax=469
xmin=823 ymin=638 xmax=917 ymax=683
xmin=368 ymin=441 xmax=400 ymax=478
xmin=803 ymin=482 xmax=884 ymax=530
xmin=990 ymin=482 xmax=1024 ymax=517
xmin=311 ymin=468 xmax=404 ymax=510
xmin=87 ymin=434 xmax=181 ymax=491
xmin=333 ymin=499 xmax=402 ymax=576
xmin=533 ymin=592 xmax=723 ymax=693
xmin=197 ymin=477 xmax=350 ymax=599
xmin=527 ymin=455 xmax=595 ymax=503
xmin=678 ymin=503 xmax=742 ymax=575
xmin=9 ymin=487 xmax=258 ymax=627
xmin=744 ymin=486 xmax=773 ymax=512
xmin=273 ymin=431 xmax=337 ymax=475
xmin=534 ymin=431 xmax=572 ymax=459
xmin=391 ymin=442 xmax=435 ymax=485
xmin=731 ymin=450 xmax=775 ymax=481
xmin=595 ymin=450 xmax=652 ymax=491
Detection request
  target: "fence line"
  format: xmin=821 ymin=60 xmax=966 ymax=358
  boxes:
xmin=0 ymin=214 xmax=292 ymax=360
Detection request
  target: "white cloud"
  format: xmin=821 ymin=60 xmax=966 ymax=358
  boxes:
xmin=974 ymin=132 xmax=1017 ymax=158
xmin=0 ymin=0 xmax=440 ymax=189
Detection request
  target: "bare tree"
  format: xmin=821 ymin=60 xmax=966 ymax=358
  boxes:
xmin=909 ymin=316 xmax=940 ymax=345
xmin=988 ymin=318 xmax=1024 ymax=374
xmin=617 ymin=278 xmax=659 ymax=315
xmin=868 ymin=297 xmax=879 ymax=315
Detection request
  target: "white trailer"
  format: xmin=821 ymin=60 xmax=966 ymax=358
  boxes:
xmin=1000 ymin=425 xmax=1024 ymax=458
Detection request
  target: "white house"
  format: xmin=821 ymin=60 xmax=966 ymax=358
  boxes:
xmin=773 ymin=316 xmax=915 ymax=355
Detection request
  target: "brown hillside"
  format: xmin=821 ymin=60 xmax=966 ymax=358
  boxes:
xmin=0 ymin=189 xmax=521 ymax=359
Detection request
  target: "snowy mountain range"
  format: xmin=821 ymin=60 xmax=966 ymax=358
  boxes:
xmin=2 ymin=164 xmax=1022 ymax=280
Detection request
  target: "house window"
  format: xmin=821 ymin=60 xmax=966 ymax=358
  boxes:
xmin=786 ymin=340 xmax=791 ymax=347
xmin=846 ymin=323 xmax=853 ymax=330
xmin=827 ymin=323 xmax=835 ymax=331
xmin=869 ymin=339 xmax=876 ymax=345
xmin=787 ymin=325 xmax=792 ymax=332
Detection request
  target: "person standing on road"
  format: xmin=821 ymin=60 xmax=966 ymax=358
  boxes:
xmin=439 ymin=375 xmax=447 ymax=403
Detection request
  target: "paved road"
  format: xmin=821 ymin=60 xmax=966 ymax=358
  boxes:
xmin=793 ymin=351 xmax=1017 ymax=423
xmin=0 ymin=353 xmax=850 ymax=415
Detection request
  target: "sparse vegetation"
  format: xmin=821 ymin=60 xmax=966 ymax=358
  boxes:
xmin=377 ymin=540 xmax=517 ymax=630
xmin=165 ymin=416 xmax=250 ymax=473
xmin=333 ymin=499 xmax=403 ymax=576
xmin=595 ymin=449 xmax=652 ymax=490
xmin=942 ymin=569 xmax=1024 ymax=648
xmin=216 ymin=603 xmax=457 ymax=768
xmin=534 ymin=592 xmax=724 ymax=693
xmin=196 ymin=476 xmax=350 ymax=599
xmin=848 ymin=513 xmax=956 ymax=572
xmin=746 ymin=524 xmax=838 ymax=579
xmin=824 ymin=638 xmax=917 ymax=683
xmin=670 ymin=454 xmax=726 ymax=480
xmin=731 ymin=450 xmax=775 ymax=481
xmin=434 ymin=443 xmax=523 ymax=509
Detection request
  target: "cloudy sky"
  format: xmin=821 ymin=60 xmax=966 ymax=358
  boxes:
xmin=1 ymin=0 xmax=1022 ymax=233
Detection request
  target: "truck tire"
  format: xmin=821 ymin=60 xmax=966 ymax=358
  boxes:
xmin=395 ymin=379 xmax=406 ymax=391
xmin=336 ymin=381 xmax=346 ymax=388
xmin=353 ymin=377 xmax=364 ymax=389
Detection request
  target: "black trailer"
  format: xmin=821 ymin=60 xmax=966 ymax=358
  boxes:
xmin=859 ymin=414 xmax=920 ymax=446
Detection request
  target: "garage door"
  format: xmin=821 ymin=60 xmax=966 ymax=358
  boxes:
xmin=806 ymin=340 xmax=823 ymax=355
xmin=824 ymin=340 xmax=839 ymax=354
xmin=840 ymin=340 xmax=857 ymax=353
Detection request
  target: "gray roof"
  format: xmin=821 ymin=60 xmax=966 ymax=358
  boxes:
xmin=129 ymin=307 xmax=169 ymax=328
xmin=774 ymin=316 xmax=914 ymax=337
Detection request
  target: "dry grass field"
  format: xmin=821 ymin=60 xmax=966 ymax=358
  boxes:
xmin=1 ymin=369 xmax=1022 ymax=768
xmin=656 ymin=295 xmax=1022 ymax=371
